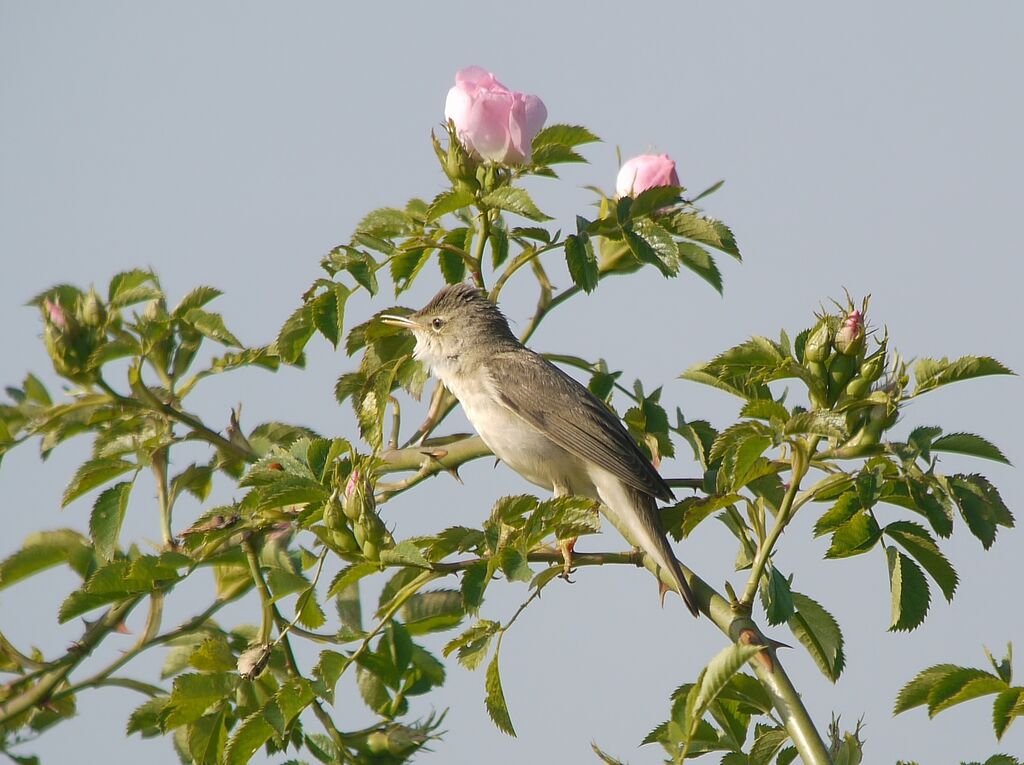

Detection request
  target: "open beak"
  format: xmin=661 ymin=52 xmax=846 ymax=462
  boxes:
xmin=380 ymin=314 xmax=420 ymax=330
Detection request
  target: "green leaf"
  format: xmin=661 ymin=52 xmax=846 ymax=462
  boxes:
xmin=761 ymin=566 xmax=794 ymax=626
xmin=686 ymin=643 xmax=765 ymax=736
xmin=188 ymin=708 xmax=226 ymax=765
xmin=825 ymin=512 xmax=881 ymax=558
xmin=741 ymin=399 xmax=790 ymax=423
xmin=163 ymin=672 xmax=237 ymax=728
xmin=629 ymin=185 xmax=683 ymax=219
xmin=894 ymin=664 xmax=960 ymax=713
xmin=531 ymin=123 xmax=600 ymax=148
xmin=623 ymin=229 xmax=674 ymax=277
xmin=948 ymin=474 xmax=1015 ymax=549
xmin=748 ymin=727 xmax=790 ymax=765
xmin=481 ymin=187 xmax=551 ymax=222
xmin=489 ymin=225 xmax=510 ymax=268
xmin=277 ymin=304 xmax=315 ymax=365
xmin=814 ymin=493 xmax=861 ymax=537
xmin=676 ymin=242 xmax=723 ymax=294
xmin=400 ymin=589 xmax=464 ymax=635
xmin=788 ymin=592 xmax=845 ymax=682
xmin=172 ymin=286 xmax=223 ymax=317
xmin=930 ymin=432 xmax=1010 ymax=465
xmin=784 ymin=411 xmax=849 ymax=440
xmin=438 ymin=247 xmax=467 ymax=284
xmin=927 ymin=667 xmax=1006 ymax=715
xmin=326 ymin=562 xmax=378 ymax=598
xmin=886 ymin=547 xmax=930 ymax=631
xmin=884 ymin=521 xmax=958 ymax=601
xmin=356 ymin=207 xmax=416 ymax=238
xmin=188 ymin=637 xmax=237 ymax=673
xmin=182 ymin=308 xmax=241 ymax=347
xmin=21 ymin=373 xmax=51 ymax=406
xmin=108 ymin=269 xmax=162 ymax=306
xmin=498 ymin=548 xmax=533 ymax=583
xmin=127 ymin=696 xmax=169 ymax=736
xmin=390 ymin=247 xmax=432 ymax=293
xmin=62 ymin=457 xmax=135 ymax=507
xmin=426 ymin=189 xmax=475 ymax=221
xmin=310 ymin=284 xmax=350 ymax=348
xmin=223 ymin=679 xmax=313 ymax=765
xmin=170 ymin=463 xmax=214 ymax=503
xmin=89 ymin=481 xmax=133 ymax=561
xmin=0 ymin=529 xmax=93 ymax=590
xmin=443 ymin=619 xmax=499 ymax=670
xmin=564 ymin=234 xmax=598 ymax=293
xmin=913 ymin=356 xmax=1014 ymax=396
xmin=993 ymin=687 xmax=1024 ymax=739
xmin=460 ymin=561 xmax=489 ymax=613
xmin=485 ymin=650 xmax=516 ymax=736
xmin=665 ymin=211 xmax=741 ymax=260
xmin=531 ymin=143 xmax=586 ymax=165
xmin=664 ymin=493 xmax=741 ymax=540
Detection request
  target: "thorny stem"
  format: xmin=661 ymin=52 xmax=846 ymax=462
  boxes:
xmin=244 ymin=537 xmax=275 ymax=645
xmin=469 ymin=208 xmax=490 ymax=289
xmin=96 ymin=376 xmax=255 ymax=462
xmin=489 ymin=241 xmax=563 ymax=302
xmin=275 ymin=549 xmax=329 ymax=645
xmin=597 ymin=509 xmax=834 ymax=765
xmin=152 ymin=447 xmax=173 ymax=546
xmin=387 ymin=395 xmax=401 ymax=451
xmin=0 ymin=598 xmax=141 ymax=724
xmin=740 ymin=437 xmax=820 ymax=608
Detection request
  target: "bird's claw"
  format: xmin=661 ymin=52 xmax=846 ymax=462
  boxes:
xmin=557 ymin=538 xmax=577 ymax=582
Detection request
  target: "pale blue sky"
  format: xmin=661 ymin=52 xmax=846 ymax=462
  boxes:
xmin=1 ymin=2 xmax=1022 ymax=763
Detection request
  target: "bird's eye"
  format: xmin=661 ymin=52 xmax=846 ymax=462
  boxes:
xmin=431 ymin=317 xmax=445 ymax=331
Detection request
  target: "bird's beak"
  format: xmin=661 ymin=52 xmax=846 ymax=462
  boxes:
xmin=380 ymin=314 xmax=420 ymax=330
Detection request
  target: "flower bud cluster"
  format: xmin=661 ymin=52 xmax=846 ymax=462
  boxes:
xmin=323 ymin=467 xmax=393 ymax=562
xmin=40 ymin=287 xmax=111 ymax=383
xmin=802 ymin=297 xmax=898 ymax=454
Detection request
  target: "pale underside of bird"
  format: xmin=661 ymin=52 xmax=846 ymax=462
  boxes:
xmin=382 ymin=284 xmax=699 ymax=616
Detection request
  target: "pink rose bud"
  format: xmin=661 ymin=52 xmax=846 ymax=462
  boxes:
xmin=444 ymin=66 xmax=547 ymax=164
xmin=615 ymin=154 xmax=680 ymax=197
xmin=345 ymin=468 xmax=360 ymax=497
xmin=835 ymin=309 xmax=865 ymax=356
xmin=43 ymin=298 xmax=67 ymax=329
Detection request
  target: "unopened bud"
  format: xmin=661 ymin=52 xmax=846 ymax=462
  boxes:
xmin=834 ymin=309 xmax=865 ymax=357
xmin=43 ymin=298 xmax=68 ymax=330
xmin=383 ymin=725 xmax=427 ymax=756
xmin=237 ymin=643 xmax=272 ymax=680
xmin=828 ymin=355 xmax=857 ymax=402
xmin=81 ymin=288 xmax=106 ymax=327
xmin=804 ymin=320 xmax=833 ymax=363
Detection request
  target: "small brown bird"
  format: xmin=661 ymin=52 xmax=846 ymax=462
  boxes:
xmin=383 ymin=284 xmax=699 ymax=616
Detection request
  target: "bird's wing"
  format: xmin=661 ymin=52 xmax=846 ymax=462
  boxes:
xmin=486 ymin=350 xmax=674 ymax=501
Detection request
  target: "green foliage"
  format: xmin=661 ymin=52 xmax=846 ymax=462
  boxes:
xmin=0 ymin=96 xmax=1015 ymax=765
xmin=896 ymin=645 xmax=1024 ymax=741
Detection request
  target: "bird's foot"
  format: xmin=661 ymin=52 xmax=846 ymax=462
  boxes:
xmin=557 ymin=538 xmax=577 ymax=582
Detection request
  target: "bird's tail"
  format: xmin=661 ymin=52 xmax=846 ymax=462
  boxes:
xmin=619 ymin=486 xmax=700 ymax=617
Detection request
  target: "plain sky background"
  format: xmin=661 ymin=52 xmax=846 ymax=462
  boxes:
xmin=2 ymin=2 xmax=1022 ymax=764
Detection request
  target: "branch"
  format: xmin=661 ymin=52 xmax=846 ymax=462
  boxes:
xmin=376 ymin=435 xmax=492 ymax=500
xmin=597 ymin=504 xmax=834 ymax=765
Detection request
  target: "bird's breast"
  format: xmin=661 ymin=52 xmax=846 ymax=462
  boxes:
xmin=441 ymin=368 xmax=594 ymax=496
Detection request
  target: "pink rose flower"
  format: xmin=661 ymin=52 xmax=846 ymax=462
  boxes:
xmin=615 ymin=154 xmax=680 ymax=197
xmin=444 ymin=66 xmax=547 ymax=164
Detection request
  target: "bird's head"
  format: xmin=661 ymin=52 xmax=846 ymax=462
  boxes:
xmin=381 ymin=284 xmax=517 ymax=373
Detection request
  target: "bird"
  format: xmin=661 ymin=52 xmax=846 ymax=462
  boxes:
xmin=382 ymin=283 xmax=699 ymax=616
